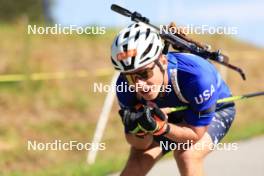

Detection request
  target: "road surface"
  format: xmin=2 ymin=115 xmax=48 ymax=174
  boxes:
xmin=109 ymin=136 xmax=264 ymax=176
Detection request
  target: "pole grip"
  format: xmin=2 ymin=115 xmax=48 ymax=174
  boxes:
xmin=111 ymin=4 xmax=132 ymax=17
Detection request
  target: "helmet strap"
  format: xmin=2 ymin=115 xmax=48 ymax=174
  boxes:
xmin=155 ymin=60 xmax=166 ymax=98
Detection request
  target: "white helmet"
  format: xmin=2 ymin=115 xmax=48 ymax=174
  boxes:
xmin=111 ymin=23 xmax=163 ymax=73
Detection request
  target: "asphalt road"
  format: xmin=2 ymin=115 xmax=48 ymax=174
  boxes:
xmin=110 ymin=136 xmax=264 ymax=176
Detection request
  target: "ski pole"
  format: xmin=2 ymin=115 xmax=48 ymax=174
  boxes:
xmin=170 ymin=91 xmax=264 ymax=113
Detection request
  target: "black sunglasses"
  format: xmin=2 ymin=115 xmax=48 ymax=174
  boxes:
xmin=123 ymin=62 xmax=157 ymax=84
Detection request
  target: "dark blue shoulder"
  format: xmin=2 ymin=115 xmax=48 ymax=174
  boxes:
xmin=116 ymin=74 xmax=138 ymax=108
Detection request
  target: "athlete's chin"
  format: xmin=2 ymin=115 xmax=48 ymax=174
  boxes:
xmin=139 ymin=91 xmax=159 ymax=100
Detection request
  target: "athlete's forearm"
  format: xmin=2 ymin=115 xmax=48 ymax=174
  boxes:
xmin=125 ymin=133 xmax=153 ymax=150
xmin=164 ymin=123 xmax=202 ymax=143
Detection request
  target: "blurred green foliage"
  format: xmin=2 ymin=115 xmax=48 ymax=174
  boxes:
xmin=0 ymin=0 xmax=51 ymax=23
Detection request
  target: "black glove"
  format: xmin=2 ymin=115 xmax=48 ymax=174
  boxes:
xmin=137 ymin=106 xmax=170 ymax=136
xmin=119 ymin=108 xmax=144 ymax=134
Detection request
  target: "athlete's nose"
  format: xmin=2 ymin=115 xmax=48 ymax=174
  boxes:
xmin=134 ymin=77 xmax=147 ymax=91
xmin=134 ymin=77 xmax=146 ymax=85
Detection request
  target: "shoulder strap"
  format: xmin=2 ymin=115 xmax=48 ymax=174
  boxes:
xmin=170 ymin=68 xmax=189 ymax=104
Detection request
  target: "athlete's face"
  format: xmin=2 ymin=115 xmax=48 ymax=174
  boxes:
xmin=123 ymin=55 xmax=168 ymax=100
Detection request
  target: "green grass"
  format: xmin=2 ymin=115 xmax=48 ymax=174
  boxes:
xmin=224 ymin=120 xmax=264 ymax=142
xmin=0 ymin=153 xmax=127 ymax=176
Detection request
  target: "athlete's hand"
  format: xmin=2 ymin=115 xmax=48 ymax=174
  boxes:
xmin=137 ymin=106 xmax=170 ymax=136
xmin=119 ymin=108 xmax=146 ymax=135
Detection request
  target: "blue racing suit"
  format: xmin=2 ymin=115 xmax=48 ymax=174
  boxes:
xmin=116 ymin=52 xmax=236 ymax=152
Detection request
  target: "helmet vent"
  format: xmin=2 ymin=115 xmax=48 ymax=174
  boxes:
xmin=155 ymin=46 xmax=159 ymax=55
xmin=115 ymin=37 xmax=119 ymax=46
xmin=139 ymin=57 xmax=151 ymax=64
xmin=111 ymin=57 xmax=118 ymax=66
xmin=124 ymin=31 xmax=130 ymax=38
xmin=135 ymin=30 xmax=140 ymax=41
xmin=141 ymin=43 xmax=153 ymax=59
xmin=146 ymin=28 xmax=150 ymax=39
xmin=123 ymin=44 xmax=128 ymax=52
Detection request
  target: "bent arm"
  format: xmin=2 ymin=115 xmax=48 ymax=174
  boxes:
xmin=125 ymin=133 xmax=153 ymax=150
xmin=164 ymin=123 xmax=208 ymax=143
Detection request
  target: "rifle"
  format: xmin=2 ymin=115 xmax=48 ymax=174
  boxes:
xmin=111 ymin=4 xmax=246 ymax=80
